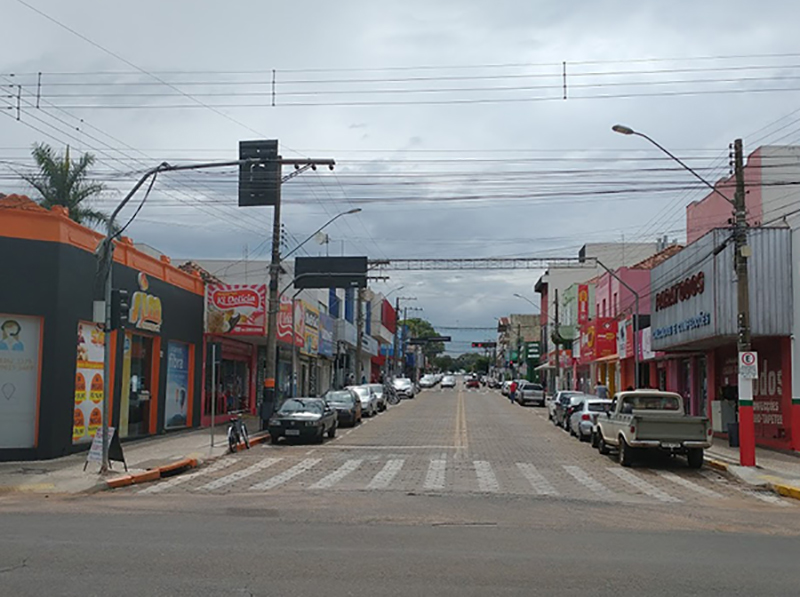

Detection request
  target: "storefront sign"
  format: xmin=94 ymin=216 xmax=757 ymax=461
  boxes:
xmin=0 ymin=314 xmax=41 ymax=449
xmin=130 ymin=273 xmax=162 ymax=333
xmin=577 ymin=284 xmax=589 ymax=325
xmin=318 ymin=313 xmax=335 ymax=357
xmin=72 ymin=320 xmax=104 ymax=445
xmin=595 ymin=318 xmax=618 ymax=359
xmin=617 ymin=317 xmax=634 ymax=360
xmin=277 ymin=296 xmax=303 ymax=347
xmin=655 ymin=272 xmax=705 ymax=312
xmin=206 ymin=284 xmax=266 ymax=336
xmin=579 ymin=322 xmax=595 ymax=365
xmin=301 ymin=301 xmax=319 ymax=356
xmin=165 ymin=342 xmax=190 ymax=429
xmin=638 ymin=327 xmax=655 ymax=361
xmin=361 ymin=333 xmax=378 ymax=356
xmin=652 ymin=312 xmax=711 ymax=340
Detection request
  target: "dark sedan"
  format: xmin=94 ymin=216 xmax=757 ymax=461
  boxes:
xmin=323 ymin=389 xmax=362 ymax=426
xmin=269 ymin=398 xmax=338 ymax=444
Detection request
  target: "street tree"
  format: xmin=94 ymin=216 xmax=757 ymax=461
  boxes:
xmin=400 ymin=317 xmax=445 ymax=359
xmin=22 ymin=143 xmax=111 ymax=229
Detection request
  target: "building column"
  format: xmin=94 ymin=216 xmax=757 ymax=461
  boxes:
xmin=785 ymin=336 xmax=800 ymax=452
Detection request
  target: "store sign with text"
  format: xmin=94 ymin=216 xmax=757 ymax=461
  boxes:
xmin=301 ymin=301 xmax=319 ymax=356
xmin=206 ymin=284 xmax=266 ymax=336
xmin=130 ymin=273 xmax=162 ymax=333
xmin=277 ymin=296 xmax=303 ymax=347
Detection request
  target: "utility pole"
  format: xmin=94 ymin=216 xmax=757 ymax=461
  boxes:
xmin=554 ymin=289 xmax=560 ymax=393
xmin=733 ymin=138 xmax=756 ymax=467
xmin=355 ymin=288 xmax=364 ymax=384
xmin=392 ymin=296 xmax=401 ymax=377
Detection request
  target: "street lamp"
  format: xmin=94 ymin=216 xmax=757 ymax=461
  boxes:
xmin=613 ymin=124 xmax=754 ymax=467
xmin=282 ymin=208 xmax=362 ymax=261
xmin=384 ymin=285 xmax=405 ymax=300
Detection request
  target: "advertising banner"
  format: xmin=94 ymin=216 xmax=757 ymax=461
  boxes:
xmin=0 ymin=314 xmax=41 ymax=449
xmin=165 ymin=341 xmax=190 ymax=429
xmin=277 ymin=295 xmax=303 ymax=346
xmin=73 ymin=321 xmax=105 ymax=445
xmin=617 ymin=316 xmax=634 ymax=359
xmin=577 ymin=284 xmax=589 ymax=325
xmin=206 ymin=284 xmax=267 ymax=336
xmin=579 ymin=322 xmax=595 ymax=365
xmin=301 ymin=301 xmax=319 ymax=356
xmin=318 ymin=313 xmax=335 ymax=357
xmin=595 ymin=318 xmax=618 ymax=359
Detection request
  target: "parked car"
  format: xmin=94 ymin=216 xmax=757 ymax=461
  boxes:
xmin=516 ymin=382 xmax=546 ymax=406
xmin=269 ymin=398 xmax=337 ymax=444
xmin=501 ymin=381 xmax=511 ymax=396
xmin=466 ymin=376 xmax=480 ymax=389
xmin=348 ymin=385 xmax=379 ymax=416
xmin=441 ymin=375 xmax=456 ymax=388
xmin=392 ymin=377 xmax=416 ymax=399
xmin=552 ymin=391 xmax=588 ymax=428
xmin=366 ymin=384 xmax=387 ymax=411
xmin=567 ymin=398 xmax=612 ymax=441
xmin=593 ymin=390 xmax=712 ymax=468
xmin=323 ymin=389 xmax=362 ymax=426
xmin=419 ymin=374 xmax=437 ymax=388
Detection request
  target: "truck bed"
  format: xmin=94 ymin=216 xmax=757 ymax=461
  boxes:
xmin=634 ymin=416 xmax=709 ymax=442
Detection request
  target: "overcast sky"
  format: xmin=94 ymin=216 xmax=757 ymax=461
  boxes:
xmin=3 ymin=0 xmax=800 ymax=353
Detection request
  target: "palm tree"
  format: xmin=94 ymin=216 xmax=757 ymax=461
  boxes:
xmin=22 ymin=143 xmax=111 ymax=229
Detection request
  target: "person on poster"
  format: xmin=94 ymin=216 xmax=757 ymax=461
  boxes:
xmin=0 ymin=320 xmax=24 ymax=351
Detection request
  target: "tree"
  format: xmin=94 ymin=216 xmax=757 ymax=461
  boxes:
xmin=400 ymin=317 xmax=445 ymax=359
xmin=22 ymin=143 xmax=111 ymax=229
xmin=432 ymin=354 xmax=454 ymax=371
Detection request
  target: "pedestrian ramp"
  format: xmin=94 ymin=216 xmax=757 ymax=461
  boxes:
xmin=136 ymin=453 xmax=792 ymax=507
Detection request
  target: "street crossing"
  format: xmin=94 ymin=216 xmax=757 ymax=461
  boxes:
xmin=133 ymin=451 xmax=792 ymax=507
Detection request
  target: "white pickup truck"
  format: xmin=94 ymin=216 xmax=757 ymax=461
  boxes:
xmin=592 ymin=390 xmax=712 ymax=468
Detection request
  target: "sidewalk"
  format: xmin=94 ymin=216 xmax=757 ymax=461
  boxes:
xmin=0 ymin=416 xmax=266 ymax=495
xmin=707 ymin=442 xmax=800 ymax=500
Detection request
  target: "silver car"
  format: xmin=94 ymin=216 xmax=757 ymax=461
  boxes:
xmin=366 ymin=383 xmax=387 ymax=411
xmin=568 ymin=398 xmax=613 ymax=441
xmin=392 ymin=377 xmax=416 ymax=399
xmin=348 ymin=385 xmax=378 ymax=416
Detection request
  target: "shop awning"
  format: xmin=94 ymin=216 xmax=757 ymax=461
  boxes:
xmin=534 ymin=363 xmax=555 ymax=371
xmin=593 ymin=354 xmax=619 ymax=364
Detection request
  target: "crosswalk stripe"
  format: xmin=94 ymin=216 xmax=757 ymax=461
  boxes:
xmin=516 ymin=463 xmax=559 ymax=496
xmin=423 ymin=459 xmax=447 ymax=490
xmin=366 ymin=459 xmax=405 ymax=490
xmin=139 ymin=457 xmax=239 ymax=494
xmin=473 ymin=461 xmax=500 ymax=493
xmin=195 ymin=457 xmax=282 ymax=491
xmin=249 ymin=458 xmax=321 ymax=491
xmin=656 ymin=471 xmax=723 ymax=499
xmin=563 ymin=465 xmax=617 ymax=500
xmin=608 ymin=468 xmax=680 ymax=503
xmin=309 ymin=459 xmax=363 ymax=490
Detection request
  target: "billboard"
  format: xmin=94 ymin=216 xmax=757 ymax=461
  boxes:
xmin=294 ymin=256 xmax=368 ymax=289
xmin=206 ymin=284 xmax=267 ymax=336
xmin=577 ymin=284 xmax=589 ymax=325
xmin=72 ymin=320 xmax=104 ymax=445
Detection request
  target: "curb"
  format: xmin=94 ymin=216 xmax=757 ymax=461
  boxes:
xmin=704 ymin=457 xmax=730 ymax=473
xmin=104 ymin=432 xmax=270 ymax=490
xmin=706 ymin=454 xmax=800 ymax=503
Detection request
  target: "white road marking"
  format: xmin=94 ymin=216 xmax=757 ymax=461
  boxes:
xmin=656 ymin=471 xmax=724 ymax=499
xmin=700 ymin=470 xmax=790 ymax=506
xmin=563 ymin=465 xmax=617 ymax=500
xmin=423 ymin=458 xmax=447 ymax=490
xmin=366 ymin=459 xmax=405 ymax=490
xmin=516 ymin=463 xmax=559 ymax=496
xmin=608 ymin=468 xmax=680 ymax=503
xmin=195 ymin=457 xmax=282 ymax=491
xmin=249 ymin=458 xmax=321 ymax=491
xmin=138 ymin=457 xmax=239 ymax=494
xmin=308 ymin=459 xmax=363 ymax=489
xmin=473 ymin=461 xmax=500 ymax=493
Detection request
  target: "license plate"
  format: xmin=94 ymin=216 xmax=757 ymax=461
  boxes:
xmin=285 ymin=429 xmax=300 ymax=436
xmin=662 ymin=442 xmax=681 ymax=449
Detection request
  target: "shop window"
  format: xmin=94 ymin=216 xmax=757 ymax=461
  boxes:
xmin=121 ymin=333 xmax=154 ymax=438
xmin=329 ymin=288 xmax=340 ymax=319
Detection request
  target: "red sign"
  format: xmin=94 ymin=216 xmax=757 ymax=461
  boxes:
xmin=382 ymin=299 xmax=397 ymax=334
xmin=206 ymin=284 xmax=266 ymax=336
xmin=595 ymin=318 xmax=618 ymax=359
xmin=579 ymin=322 xmax=595 ymax=365
xmin=276 ymin=295 xmax=303 ymax=347
xmin=577 ymin=284 xmax=589 ymax=325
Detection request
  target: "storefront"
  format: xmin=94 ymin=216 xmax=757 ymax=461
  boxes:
xmin=334 ymin=318 xmax=357 ymax=388
xmin=650 ymin=227 xmax=797 ymax=451
xmin=0 ymin=197 xmax=204 ymax=461
xmin=317 ymin=312 xmax=335 ymax=394
xmin=299 ymin=301 xmax=319 ymax=396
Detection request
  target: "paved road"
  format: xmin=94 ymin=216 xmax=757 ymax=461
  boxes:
xmin=2 ymin=383 xmax=798 ymax=596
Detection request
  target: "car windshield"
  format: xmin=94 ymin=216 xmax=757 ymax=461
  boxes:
xmin=587 ymin=402 xmax=612 ymax=413
xmin=325 ymin=391 xmax=354 ymax=405
xmin=394 ymin=379 xmax=412 ymax=387
xmin=278 ymin=399 xmax=323 ymax=414
xmin=622 ymin=395 xmax=681 ymax=411
xmin=368 ymin=384 xmax=383 ymax=394
xmin=349 ymin=386 xmax=370 ymax=398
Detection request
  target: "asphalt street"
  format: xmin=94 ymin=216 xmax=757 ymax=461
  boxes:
xmin=1 ymin=383 xmax=798 ymax=596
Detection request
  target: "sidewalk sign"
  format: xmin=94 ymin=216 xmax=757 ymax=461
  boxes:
xmin=739 ymin=351 xmax=758 ymax=380
xmin=83 ymin=426 xmax=127 ymax=471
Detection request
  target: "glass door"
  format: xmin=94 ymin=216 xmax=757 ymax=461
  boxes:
xmin=126 ymin=334 xmax=154 ymax=437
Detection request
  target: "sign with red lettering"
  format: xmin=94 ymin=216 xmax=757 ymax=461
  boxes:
xmin=206 ymin=284 xmax=267 ymax=336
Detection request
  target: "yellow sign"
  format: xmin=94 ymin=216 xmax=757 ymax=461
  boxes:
xmin=130 ymin=273 xmax=163 ymax=332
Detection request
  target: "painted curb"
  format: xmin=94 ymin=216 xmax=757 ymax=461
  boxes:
xmin=769 ymin=483 xmax=800 ymax=501
xmin=104 ymin=433 xmax=270 ymax=490
xmin=704 ymin=457 xmax=730 ymax=473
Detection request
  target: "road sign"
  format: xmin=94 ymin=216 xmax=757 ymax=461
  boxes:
xmin=294 ymin=256 xmax=368 ymax=289
xmin=739 ymin=351 xmax=758 ymax=380
xmin=408 ymin=336 xmax=451 ymax=345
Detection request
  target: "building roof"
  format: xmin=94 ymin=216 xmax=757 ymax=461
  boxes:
xmin=0 ymin=194 xmax=48 ymax=212
xmin=178 ymin=261 xmax=223 ymax=285
xmin=631 ymin=244 xmax=684 ymax=270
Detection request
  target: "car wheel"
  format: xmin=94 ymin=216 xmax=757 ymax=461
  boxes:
xmin=315 ymin=428 xmax=325 ymax=444
xmin=618 ymin=437 xmax=634 ymax=467
xmin=327 ymin=424 xmax=337 ymax=439
xmin=270 ymin=434 xmax=280 ymax=445
xmin=597 ymin=435 xmax=610 ymax=455
xmin=686 ymin=448 xmax=704 ymax=469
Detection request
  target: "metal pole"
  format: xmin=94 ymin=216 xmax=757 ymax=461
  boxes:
xmin=210 ymin=343 xmax=216 ymax=448
xmin=733 ymin=138 xmax=756 ymax=467
xmin=393 ymin=297 xmax=401 ymax=377
xmin=291 ymin=295 xmax=297 ymax=397
xmin=402 ymin=306 xmax=408 ymax=376
xmin=554 ymin=289 xmax=560 ymax=392
xmin=355 ymin=288 xmax=364 ymax=384
xmin=263 ymin=156 xmax=283 ymax=423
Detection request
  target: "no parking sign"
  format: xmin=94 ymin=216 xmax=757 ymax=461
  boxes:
xmin=739 ymin=351 xmax=758 ymax=380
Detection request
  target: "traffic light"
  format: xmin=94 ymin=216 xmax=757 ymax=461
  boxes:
xmin=110 ymin=288 xmax=130 ymax=331
xmin=472 ymin=341 xmax=497 ymax=348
